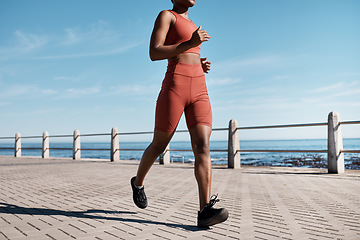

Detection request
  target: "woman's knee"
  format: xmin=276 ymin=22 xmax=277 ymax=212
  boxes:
xmin=148 ymin=141 xmax=168 ymax=156
xmin=192 ymin=139 xmax=210 ymax=155
xmin=148 ymin=130 xmax=173 ymax=156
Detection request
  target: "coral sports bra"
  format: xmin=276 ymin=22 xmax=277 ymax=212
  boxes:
xmin=164 ymin=10 xmax=201 ymax=55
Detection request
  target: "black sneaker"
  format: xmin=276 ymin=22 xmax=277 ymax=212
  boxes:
xmin=130 ymin=176 xmax=148 ymax=209
xmin=197 ymin=194 xmax=229 ymax=228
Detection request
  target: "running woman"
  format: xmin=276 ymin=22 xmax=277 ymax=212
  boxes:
xmin=130 ymin=0 xmax=228 ymax=228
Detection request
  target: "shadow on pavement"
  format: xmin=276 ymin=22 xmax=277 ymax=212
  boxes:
xmin=0 ymin=202 xmax=207 ymax=232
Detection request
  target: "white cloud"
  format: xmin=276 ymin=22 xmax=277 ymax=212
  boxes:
xmin=272 ymin=75 xmax=291 ymax=81
xmin=0 ymin=21 xmax=139 ymax=61
xmin=231 ymin=56 xmax=283 ymax=67
xmin=53 ymin=76 xmax=80 ymax=81
xmin=207 ymin=77 xmax=242 ymax=86
xmin=0 ymin=84 xmax=57 ymax=101
xmin=58 ymin=86 xmax=101 ymax=99
xmin=0 ymin=31 xmax=48 ymax=59
xmin=111 ymin=84 xmax=159 ymax=96
xmin=308 ymin=82 xmax=347 ymax=93
xmin=14 ymin=30 xmax=48 ymax=52
xmin=33 ymin=42 xmax=140 ymax=60
xmin=63 ymin=28 xmax=82 ymax=45
xmin=61 ymin=20 xmax=121 ymax=46
xmin=212 ymin=78 xmax=360 ymax=114
xmin=0 ymin=84 xmax=32 ymax=99
xmin=42 ymin=89 xmax=57 ymax=95
xmin=0 ymin=81 xmax=105 ymax=102
xmin=306 ymin=81 xmax=360 ymax=98
xmin=332 ymin=88 xmax=360 ymax=98
xmin=213 ymin=96 xmax=300 ymax=112
xmin=214 ymin=55 xmax=287 ymax=72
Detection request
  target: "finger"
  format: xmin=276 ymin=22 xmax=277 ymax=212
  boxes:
xmin=198 ymin=26 xmax=202 ymax=31
xmin=200 ymin=30 xmax=210 ymax=37
xmin=201 ymin=57 xmax=207 ymax=62
xmin=203 ymin=36 xmax=210 ymax=41
xmin=200 ymin=30 xmax=208 ymax=36
xmin=202 ymin=34 xmax=211 ymax=40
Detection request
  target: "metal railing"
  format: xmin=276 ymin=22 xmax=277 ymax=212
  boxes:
xmin=1 ymin=111 xmax=359 ymax=173
xmin=235 ymin=121 xmax=360 ymax=154
xmin=1 ymin=122 xmax=359 ymax=156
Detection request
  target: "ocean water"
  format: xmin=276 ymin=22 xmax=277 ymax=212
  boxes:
xmin=0 ymin=139 xmax=359 ymax=169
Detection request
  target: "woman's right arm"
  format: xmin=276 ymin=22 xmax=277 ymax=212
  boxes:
xmin=149 ymin=10 xmax=209 ymax=61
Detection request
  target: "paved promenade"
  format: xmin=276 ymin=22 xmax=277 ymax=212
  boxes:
xmin=1 ymin=156 xmax=360 ymax=240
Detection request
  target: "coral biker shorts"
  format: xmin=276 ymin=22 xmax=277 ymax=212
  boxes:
xmin=155 ymin=61 xmax=212 ymax=132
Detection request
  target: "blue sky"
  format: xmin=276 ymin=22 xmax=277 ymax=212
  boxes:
xmin=0 ymin=0 xmax=359 ymax=141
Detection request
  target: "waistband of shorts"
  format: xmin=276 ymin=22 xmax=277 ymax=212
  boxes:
xmin=166 ymin=61 xmax=204 ymax=77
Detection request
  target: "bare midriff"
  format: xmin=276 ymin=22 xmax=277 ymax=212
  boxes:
xmin=169 ymin=52 xmax=201 ymax=65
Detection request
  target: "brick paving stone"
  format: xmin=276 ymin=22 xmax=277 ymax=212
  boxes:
xmin=1 ymin=156 xmax=360 ymax=240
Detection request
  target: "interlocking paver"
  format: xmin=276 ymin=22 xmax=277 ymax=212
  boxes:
xmin=1 ymin=156 xmax=360 ymax=239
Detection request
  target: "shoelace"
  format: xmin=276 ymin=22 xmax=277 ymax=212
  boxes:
xmin=207 ymin=194 xmax=220 ymax=208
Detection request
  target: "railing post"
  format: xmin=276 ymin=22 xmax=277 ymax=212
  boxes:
xmin=159 ymin=144 xmax=170 ymax=165
xmin=228 ymin=119 xmax=240 ymax=169
xmin=111 ymin=127 xmax=119 ymax=162
xmin=73 ymin=130 xmax=81 ymax=160
xmin=42 ymin=131 xmax=49 ymax=158
xmin=15 ymin=133 xmax=21 ymax=157
xmin=328 ymin=111 xmax=344 ymax=174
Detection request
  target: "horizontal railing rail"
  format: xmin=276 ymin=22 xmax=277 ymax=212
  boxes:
xmin=166 ymin=149 xmax=360 ymax=154
xmin=19 ymin=135 xmax=43 ymax=139
xmin=341 ymin=150 xmax=360 ymax=153
xmin=0 ymin=137 xmax=14 ymax=140
xmin=237 ymin=122 xmax=328 ymax=130
xmin=116 ymin=131 xmax=154 ymax=135
xmin=169 ymin=149 xmax=228 ymax=152
xmin=80 ymin=133 xmax=110 ymax=137
xmin=21 ymin=147 xmax=42 ymax=150
xmin=49 ymin=134 xmax=73 ymax=138
xmin=1 ymin=111 xmax=359 ymax=173
xmin=340 ymin=121 xmax=360 ymax=125
xmin=238 ymin=149 xmax=328 ymax=153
